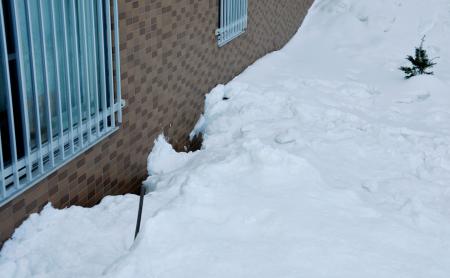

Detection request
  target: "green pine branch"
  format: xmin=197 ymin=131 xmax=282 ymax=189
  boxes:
xmin=399 ymin=36 xmax=437 ymax=79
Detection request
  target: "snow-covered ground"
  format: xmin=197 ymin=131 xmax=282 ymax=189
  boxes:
xmin=2 ymin=0 xmax=450 ymax=277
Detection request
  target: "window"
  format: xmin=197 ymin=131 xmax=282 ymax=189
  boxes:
xmin=0 ymin=0 xmax=122 ymax=205
xmin=216 ymin=0 xmax=248 ymax=47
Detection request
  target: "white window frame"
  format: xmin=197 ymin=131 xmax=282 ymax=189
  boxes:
xmin=216 ymin=0 xmax=248 ymax=47
xmin=0 ymin=0 xmax=123 ymax=206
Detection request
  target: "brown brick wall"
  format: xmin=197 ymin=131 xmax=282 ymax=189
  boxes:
xmin=0 ymin=0 xmax=314 ymax=245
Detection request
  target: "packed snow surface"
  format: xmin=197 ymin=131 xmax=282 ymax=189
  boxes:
xmin=3 ymin=0 xmax=450 ymax=277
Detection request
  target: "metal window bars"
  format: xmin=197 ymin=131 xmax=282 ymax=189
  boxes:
xmin=216 ymin=0 xmax=248 ymax=47
xmin=0 ymin=0 xmax=122 ymax=206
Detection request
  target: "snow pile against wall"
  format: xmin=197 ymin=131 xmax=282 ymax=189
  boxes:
xmin=3 ymin=0 xmax=450 ymax=277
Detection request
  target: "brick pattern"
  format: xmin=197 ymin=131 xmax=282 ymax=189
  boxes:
xmin=0 ymin=0 xmax=314 ymax=245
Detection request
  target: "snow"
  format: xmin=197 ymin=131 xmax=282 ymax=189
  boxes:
xmin=3 ymin=0 xmax=450 ymax=277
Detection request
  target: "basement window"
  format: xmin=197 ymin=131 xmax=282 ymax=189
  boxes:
xmin=216 ymin=0 xmax=248 ymax=47
xmin=0 ymin=0 xmax=122 ymax=206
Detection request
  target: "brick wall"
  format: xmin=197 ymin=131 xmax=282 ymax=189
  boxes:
xmin=0 ymin=0 xmax=314 ymax=245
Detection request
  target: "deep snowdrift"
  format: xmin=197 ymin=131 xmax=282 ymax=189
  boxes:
xmin=2 ymin=0 xmax=450 ymax=277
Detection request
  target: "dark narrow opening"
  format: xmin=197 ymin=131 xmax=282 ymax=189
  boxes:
xmin=1 ymin=0 xmax=25 ymax=167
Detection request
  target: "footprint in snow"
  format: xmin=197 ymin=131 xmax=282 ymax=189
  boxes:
xmin=275 ymin=130 xmax=297 ymax=145
xmin=395 ymin=93 xmax=431 ymax=104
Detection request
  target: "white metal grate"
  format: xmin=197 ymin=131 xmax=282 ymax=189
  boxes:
xmin=216 ymin=0 xmax=248 ymax=47
xmin=0 ymin=0 xmax=122 ymax=206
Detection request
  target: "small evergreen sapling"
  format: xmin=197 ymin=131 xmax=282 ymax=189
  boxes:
xmin=399 ymin=36 xmax=437 ymax=79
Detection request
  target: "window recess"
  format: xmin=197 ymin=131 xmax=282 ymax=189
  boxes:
xmin=0 ymin=0 xmax=122 ymax=206
xmin=216 ymin=0 xmax=248 ymax=47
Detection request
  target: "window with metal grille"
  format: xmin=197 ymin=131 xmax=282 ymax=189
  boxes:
xmin=216 ymin=0 xmax=248 ymax=47
xmin=0 ymin=0 xmax=122 ymax=206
